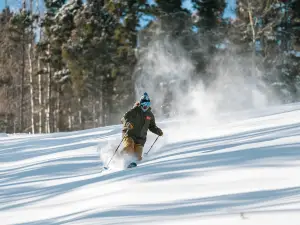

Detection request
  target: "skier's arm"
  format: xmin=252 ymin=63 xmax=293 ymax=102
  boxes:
xmin=121 ymin=112 xmax=129 ymax=124
xmin=121 ymin=110 xmax=134 ymax=129
xmin=149 ymin=115 xmax=163 ymax=136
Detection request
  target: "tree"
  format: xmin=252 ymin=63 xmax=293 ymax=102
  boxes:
xmin=192 ymin=0 xmax=226 ymax=65
xmin=229 ymin=0 xmax=300 ymax=102
xmin=0 ymin=8 xmax=14 ymax=132
xmin=9 ymin=4 xmax=36 ymax=132
xmin=107 ymin=0 xmax=151 ymax=118
xmin=39 ymin=0 xmax=80 ymax=132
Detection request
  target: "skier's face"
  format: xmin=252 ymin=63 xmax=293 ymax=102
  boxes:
xmin=140 ymin=101 xmax=150 ymax=112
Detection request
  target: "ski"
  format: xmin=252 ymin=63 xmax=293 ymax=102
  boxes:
xmin=127 ymin=162 xmax=137 ymax=168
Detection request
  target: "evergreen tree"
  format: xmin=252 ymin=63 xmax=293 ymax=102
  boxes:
xmin=0 ymin=8 xmax=15 ymax=132
xmin=40 ymin=0 xmax=81 ymax=131
xmin=62 ymin=0 xmax=120 ymax=127
xmin=230 ymin=0 xmax=300 ymax=102
xmin=1 ymin=0 xmax=299 ymax=133
xmin=291 ymin=0 xmax=300 ymax=52
xmin=191 ymin=0 xmax=226 ymax=84
xmin=154 ymin=0 xmax=190 ymax=39
xmin=8 ymin=6 xmax=36 ymax=132
xmin=106 ymin=0 xmax=151 ymax=122
xmin=192 ymin=0 xmax=226 ymax=30
xmin=155 ymin=0 xmax=182 ymax=13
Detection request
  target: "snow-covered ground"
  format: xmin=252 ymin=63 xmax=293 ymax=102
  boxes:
xmin=1 ymin=103 xmax=300 ymax=225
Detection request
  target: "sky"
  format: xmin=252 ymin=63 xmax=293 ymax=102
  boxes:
xmin=0 ymin=1 xmax=6 ymax=9
xmin=0 ymin=0 xmax=20 ymax=11
xmin=0 ymin=0 xmax=42 ymax=11
xmin=223 ymin=0 xmax=237 ymax=18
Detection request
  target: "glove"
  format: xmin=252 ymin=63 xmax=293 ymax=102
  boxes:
xmin=157 ymin=128 xmax=163 ymax=136
xmin=125 ymin=122 xmax=134 ymax=130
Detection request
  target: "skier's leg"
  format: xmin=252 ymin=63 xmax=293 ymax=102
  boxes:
xmin=120 ymin=136 xmax=135 ymax=156
xmin=134 ymin=144 xmax=144 ymax=161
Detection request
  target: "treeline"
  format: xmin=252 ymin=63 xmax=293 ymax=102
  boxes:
xmin=0 ymin=0 xmax=299 ymax=133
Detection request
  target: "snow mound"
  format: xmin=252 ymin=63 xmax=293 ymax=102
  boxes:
xmin=1 ymin=103 xmax=300 ymax=225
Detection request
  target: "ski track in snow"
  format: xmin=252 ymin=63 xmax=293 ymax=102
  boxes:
xmin=1 ymin=103 xmax=300 ymax=225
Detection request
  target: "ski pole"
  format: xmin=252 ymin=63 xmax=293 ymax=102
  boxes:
xmin=104 ymin=130 xmax=128 ymax=169
xmin=145 ymin=135 xmax=159 ymax=155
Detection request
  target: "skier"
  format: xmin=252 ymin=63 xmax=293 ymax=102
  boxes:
xmin=120 ymin=92 xmax=163 ymax=163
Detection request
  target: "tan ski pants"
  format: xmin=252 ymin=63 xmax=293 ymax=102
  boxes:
xmin=121 ymin=136 xmax=143 ymax=161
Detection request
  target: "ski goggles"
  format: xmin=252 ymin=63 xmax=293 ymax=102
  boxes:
xmin=140 ymin=101 xmax=150 ymax=111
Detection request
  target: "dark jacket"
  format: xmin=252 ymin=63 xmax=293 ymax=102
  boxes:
xmin=121 ymin=103 xmax=161 ymax=146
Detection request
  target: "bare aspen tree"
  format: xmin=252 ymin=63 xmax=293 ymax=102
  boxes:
xmin=28 ymin=0 xmax=35 ymax=134
xmin=68 ymin=107 xmax=72 ymax=130
xmin=36 ymin=0 xmax=43 ymax=133
xmin=55 ymin=86 xmax=60 ymax=132
xmin=99 ymin=79 xmax=104 ymax=126
xmin=28 ymin=43 xmax=35 ymax=134
xmin=92 ymin=96 xmax=96 ymax=128
xmin=30 ymin=0 xmax=33 ymax=11
xmin=46 ymin=44 xmax=52 ymax=133
xmin=18 ymin=0 xmax=27 ymax=132
xmin=247 ymin=0 xmax=257 ymax=77
xmin=37 ymin=54 xmax=43 ymax=133
xmin=78 ymin=97 xmax=83 ymax=129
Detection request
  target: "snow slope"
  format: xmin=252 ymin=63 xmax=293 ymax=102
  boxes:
xmin=1 ymin=103 xmax=300 ymax=225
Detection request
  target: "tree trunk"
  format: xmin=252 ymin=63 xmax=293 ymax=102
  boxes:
xmin=248 ymin=0 xmax=256 ymax=77
xmin=55 ymin=89 xmax=59 ymax=132
xmin=46 ymin=45 xmax=52 ymax=133
xmin=36 ymin=0 xmax=43 ymax=133
xmin=56 ymin=86 xmax=64 ymax=132
xmin=99 ymin=81 xmax=104 ymax=126
xmin=20 ymin=31 xmax=25 ymax=132
xmin=92 ymin=96 xmax=97 ymax=128
xmin=78 ymin=97 xmax=84 ymax=130
xmin=68 ymin=107 xmax=72 ymax=130
xmin=28 ymin=43 xmax=35 ymax=134
xmin=30 ymin=0 xmax=33 ymax=12
xmin=38 ymin=56 xmax=43 ymax=133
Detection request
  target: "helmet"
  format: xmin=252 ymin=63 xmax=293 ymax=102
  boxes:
xmin=140 ymin=92 xmax=150 ymax=112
